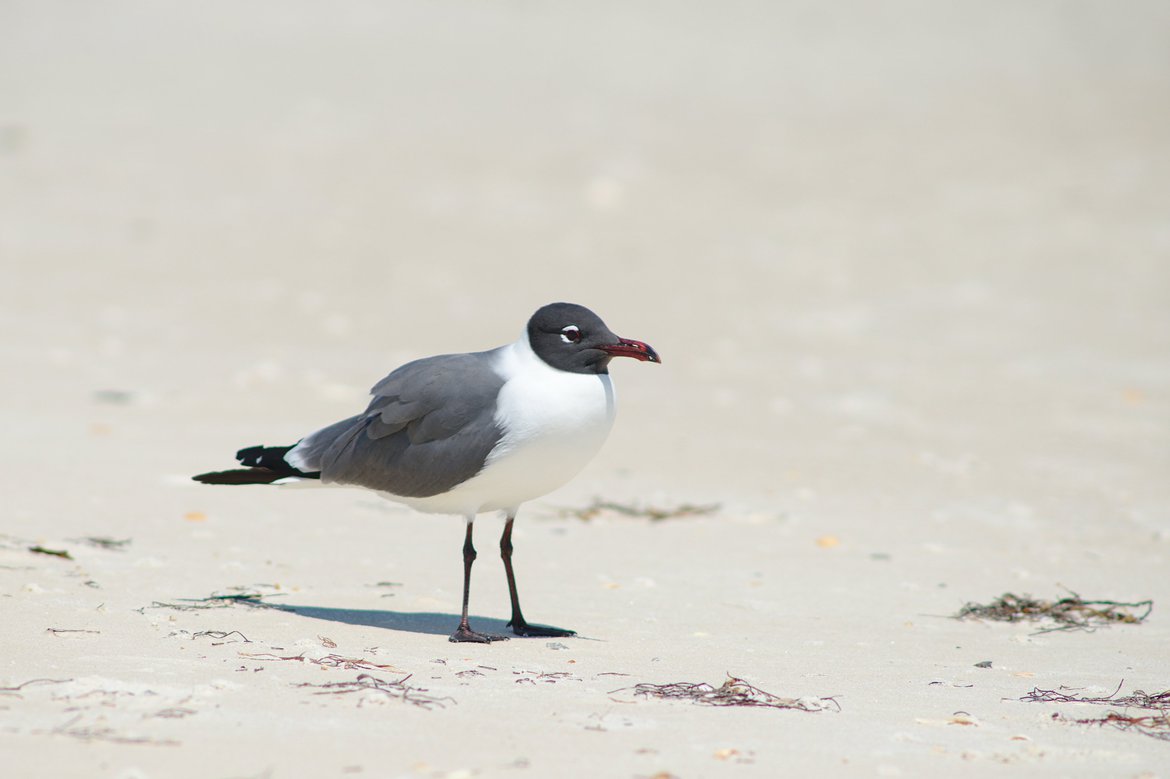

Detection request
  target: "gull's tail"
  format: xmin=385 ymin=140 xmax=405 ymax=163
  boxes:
xmin=192 ymin=444 xmax=321 ymax=485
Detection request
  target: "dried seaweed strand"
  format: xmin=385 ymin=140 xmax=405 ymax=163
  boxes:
xmin=1021 ymin=683 xmax=1170 ymax=710
xmin=50 ymin=713 xmax=180 ymax=746
xmin=148 ymin=589 xmax=286 ymax=612
xmin=1055 ymin=711 xmax=1170 ymax=742
xmin=955 ymin=592 xmax=1152 ymax=633
xmin=0 ymin=678 xmax=73 ymax=697
xmin=614 ymin=675 xmax=839 ymax=712
xmin=238 ymin=651 xmax=403 ymax=672
xmin=68 ymin=536 xmax=131 ymax=551
xmin=562 ymin=499 xmax=721 ymax=522
xmin=28 ymin=545 xmax=73 ymax=560
xmin=193 ymin=630 xmax=252 ymax=644
xmin=294 ymin=673 xmax=454 ymax=709
xmin=513 ymin=670 xmax=577 ymax=683
xmin=1022 ymin=682 xmax=1170 ymax=742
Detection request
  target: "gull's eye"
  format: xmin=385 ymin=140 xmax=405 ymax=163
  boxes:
xmin=560 ymin=325 xmax=582 ymax=344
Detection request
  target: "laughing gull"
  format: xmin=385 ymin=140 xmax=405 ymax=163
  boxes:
xmin=194 ymin=302 xmax=660 ymax=643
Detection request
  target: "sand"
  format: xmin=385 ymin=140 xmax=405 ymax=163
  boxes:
xmin=2 ymin=2 xmax=1169 ymax=777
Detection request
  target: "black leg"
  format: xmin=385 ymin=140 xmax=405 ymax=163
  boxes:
xmin=450 ymin=521 xmax=508 ymax=643
xmin=501 ymin=516 xmax=576 ymax=638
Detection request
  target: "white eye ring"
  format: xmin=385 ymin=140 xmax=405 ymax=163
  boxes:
xmin=560 ymin=325 xmax=581 ymax=344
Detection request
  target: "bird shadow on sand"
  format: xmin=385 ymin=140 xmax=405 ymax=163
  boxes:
xmin=278 ymin=604 xmax=512 ymax=637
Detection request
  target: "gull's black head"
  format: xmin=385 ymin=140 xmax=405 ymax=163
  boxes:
xmin=526 ymin=302 xmax=661 ymax=375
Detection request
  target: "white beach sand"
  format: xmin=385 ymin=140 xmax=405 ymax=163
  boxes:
xmin=2 ymin=2 xmax=1168 ymax=777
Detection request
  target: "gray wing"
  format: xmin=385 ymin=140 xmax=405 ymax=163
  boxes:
xmin=286 ymin=350 xmax=506 ymax=498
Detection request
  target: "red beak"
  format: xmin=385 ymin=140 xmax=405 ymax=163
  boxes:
xmin=598 ymin=337 xmax=661 ymax=364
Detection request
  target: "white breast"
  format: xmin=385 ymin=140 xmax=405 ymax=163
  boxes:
xmin=393 ymin=336 xmax=616 ymax=517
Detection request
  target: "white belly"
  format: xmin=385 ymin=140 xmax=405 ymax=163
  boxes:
xmin=392 ymin=339 xmax=617 ymax=517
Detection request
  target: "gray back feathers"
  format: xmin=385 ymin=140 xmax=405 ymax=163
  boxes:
xmin=287 ymin=350 xmax=506 ymax=498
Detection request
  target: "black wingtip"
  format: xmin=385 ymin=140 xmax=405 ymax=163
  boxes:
xmin=195 ymin=443 xmax=320 ymax=485
xmin=192 ymin=468 xmax=290 ymax=485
